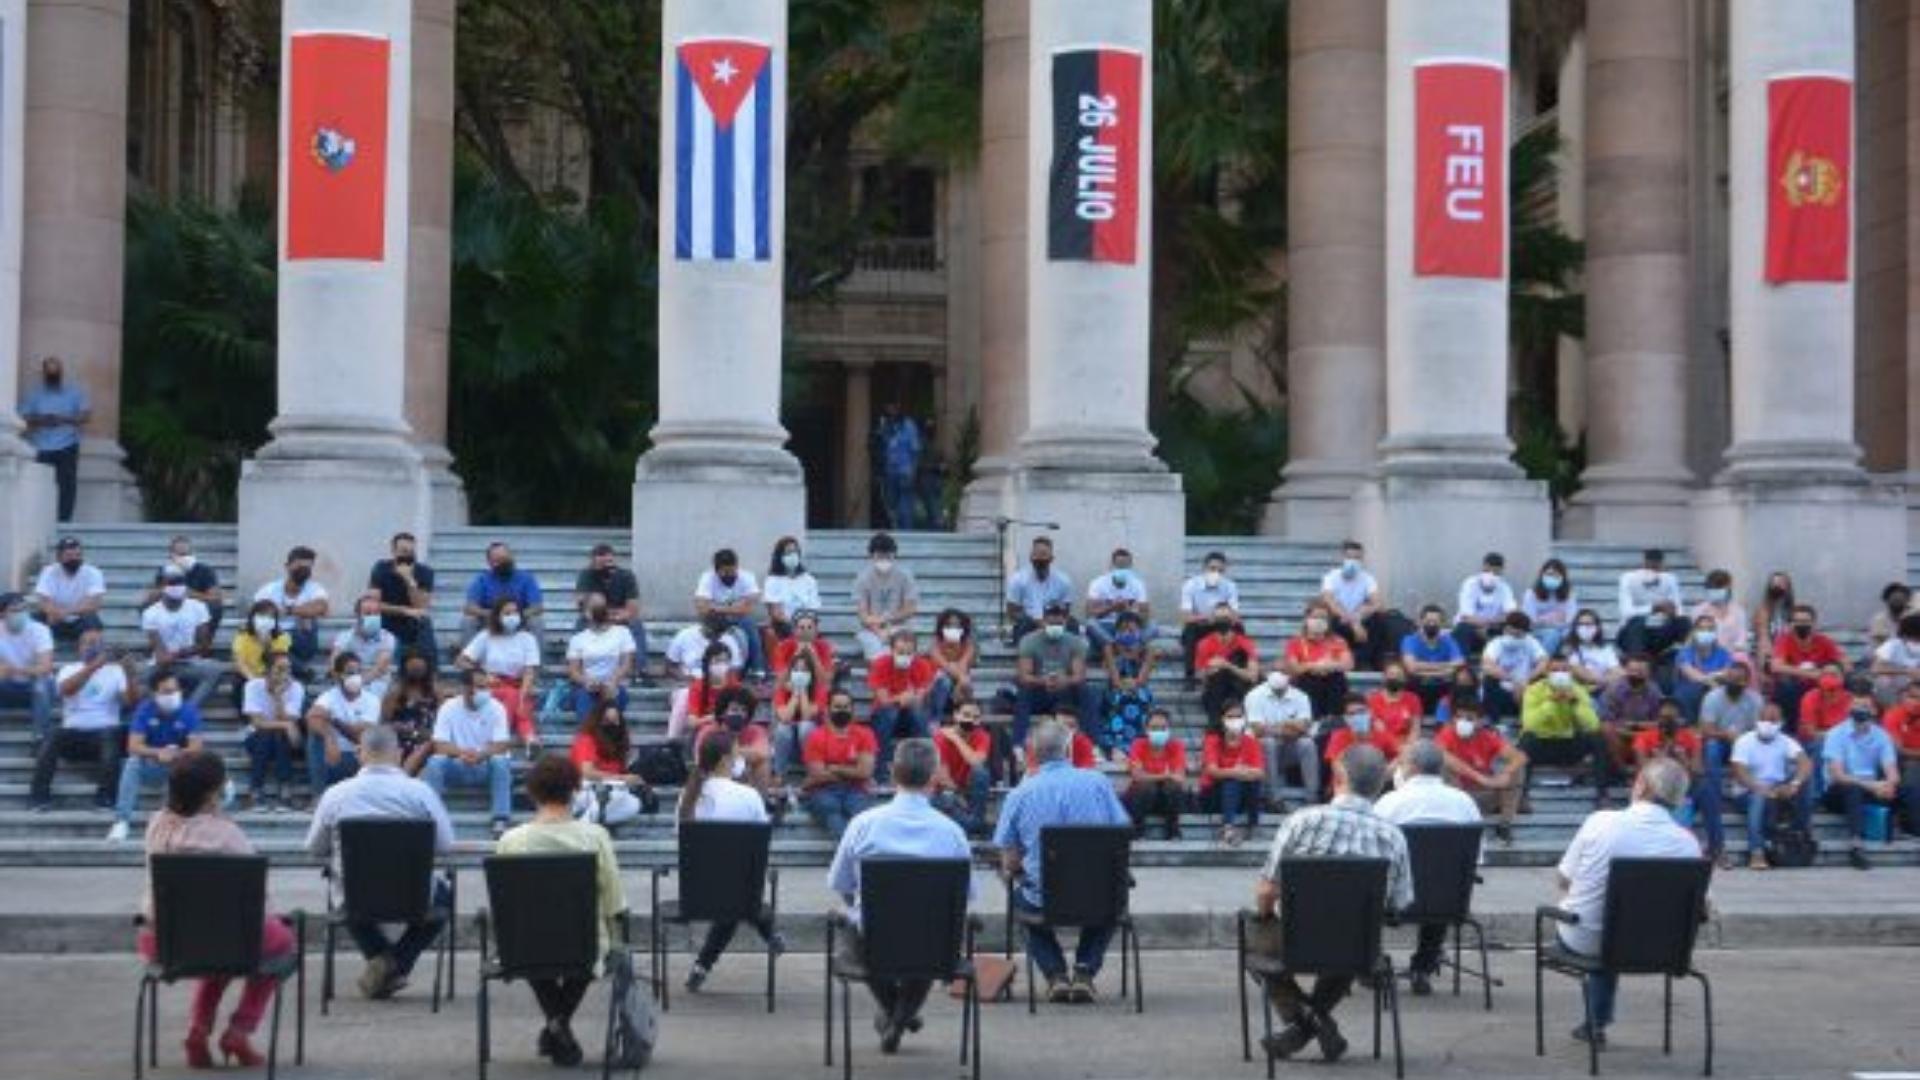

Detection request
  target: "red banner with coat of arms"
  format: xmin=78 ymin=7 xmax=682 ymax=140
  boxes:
xmin=286 ymin=33 xmax=390 ymax=262
xmin=1766 ymin=74 xmax=1851 ymax=284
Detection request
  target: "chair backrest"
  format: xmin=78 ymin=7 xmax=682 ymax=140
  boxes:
xmin=483 ymin=854 xmax=601 ymax=979
xmin=1278 ymin=857 xmax=1389 ymax=978
xmin=1599 ymin=858 xmax=1712 ymax=975
xmin=1396 ymin=823 xmax=1483 ymax=923
xmin=1038 ymin=825 xmax=1132 ymax=927
xmin=149 ymin=854 xmax=269 ymax=979
xmin=339 ymin=818 xmax=438 ymax=923
xmin=675 ymin=821 xmax=773 ymax=923
xmin=857 ymin=858 xmax=971 ymax=982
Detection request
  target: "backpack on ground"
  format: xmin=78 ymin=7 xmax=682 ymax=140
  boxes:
xmin=604 ymin=949 xmax=657 ymax=1072
xmin=1765 ymin=824 xmax=1818 ymax=868
xmin=633 ymin=742 xmax=688 ymax=788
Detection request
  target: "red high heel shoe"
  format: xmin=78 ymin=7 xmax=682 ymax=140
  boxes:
xmin=182 ymin=1030 xmax=215 ymax=1069
xmin=217 ymin=1029 xmax=266 ymax=1068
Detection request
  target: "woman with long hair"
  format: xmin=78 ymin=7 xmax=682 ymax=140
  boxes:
xmin=926 ymin=607 xmax=976 ymax=722
xmin=684 ymin=641 xmax=742 ymax=732
xmin=761 ymin=536 xmax=822 ymax=643
xmin=1521 ymin=557 xmax=1577 ymax=655
xmin=381 ymin=650 xmax=442 ymax=774
xmin=676 ymin=729 xmax=785 ymax=993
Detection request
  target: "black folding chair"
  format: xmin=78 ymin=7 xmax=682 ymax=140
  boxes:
xmin=134 ymin=854 xmax=306 ymax=1080
xmin=321 ymin=819 xmax=457 ymax=1014
xmin=1535 ymin=857 xmax=1714 ymax=1077
xmin=1236 ymin=857 xmax=1404 ymax=1080
xmin=648 ymin=820 xmax=780 ymax=1012
xmin=1000 ymin=824 xmax=1143 ymax=1013
xmin=477 ymin=853 xmax=631 ymax=1080
xmin=1388 ymin=823 xmax=1500 ymax=1009
xmin=823 ymin=858 xmax=980 ymax=1080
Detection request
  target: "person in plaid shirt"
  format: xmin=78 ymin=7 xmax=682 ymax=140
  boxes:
xmin=1252 ymin=744 xmax=1413 ymax=1064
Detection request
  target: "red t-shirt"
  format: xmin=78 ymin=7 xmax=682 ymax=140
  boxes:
xmin=1366 ymin=689 xmax=1423 ymax=740
xmin=1631 ymin=728 xmax=1702 ymax=761
xmin=1285 ymin=635 xmax=1352 ymax=669
xmin=1128 ymin=736 xmax=1188 ymax=781
xmin=693 ymin=720 xmax=770 ymax=758
xmin=868 ymin=653 xmax=937 ymax=699
xmin=569 ymin=731 xmax=626 ymax=774
xmin=1072 ymin=731 xmax=1097 ymax=769
xmin=935 ymin=725 xmax=993 ymax=788
xmin=802 ymin=723 xmax=877 ymax=790
xmin=1436 ymin=725 xmax=1509 ymax=779
xmin=1324 ymin=726 xmax=1402 ymax=765
xmin=1772 ymin=631 xmax=1844 ymax=671
xmin=772 ymin=637 xmax=837 ymax=675
xmin=686 ymin=674 xmax=743 ymax=719
xmin=1201 ymin=732 xmax=1265 ymax=792
xmin=1883 ymin=704 xmax=1920 ymax=752
xmin=1798 ymin=688 xmax=1852 ymax=736
xmin=1195 ymin=633 xmax=1258 ymax=672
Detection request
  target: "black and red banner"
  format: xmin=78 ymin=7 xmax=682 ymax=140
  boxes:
xmin=1048 ymin=47 xmax=1143 ymax=265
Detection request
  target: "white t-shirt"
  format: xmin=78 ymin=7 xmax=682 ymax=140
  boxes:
xmin=34 ymin=563 xmax=106 ymax=611
xmin=1554 ymin=803 xmax=1701 ymax=955
xmin=1483 ymin=634 xmax=1549 ymax=686
xmin=242 ymin=677 xmax=306 ymax=723
xmin=1730 ymin=731 xmax=1807 ymax=786
xmin=1567 ymin=642 xmax=1621 ymax=677
xmin=56 ymin=661 xmax=127 ymax=731
xmin=665 ymin=626 xmax=744 ymax=675
xmin=567 ymin=625 xmax=637 ymax=683
xmin=1088 ymin=570 xmax=1149 ymax=608
xmin=1375 ymin=775 xmax=1484 ymax=826
xmin=0 ymin=620 xmax=53 ymax=670
xmin=253 ymin=578 xmax=328 ymax=615
xmin=331 ymin=626 xmax=397 ymax=670
xmin=1873 ymin=637 xmax=1920 ymax=670
xmin=690 ymin=776 xmax=771 ymax=823
xmin=694 ymin=569 xmax=760 ymax=606
xmin=1243 ymin=683 xmax=1314 ymax=730
xmin=763 ymin=572 xmax=822 ymax=615
xmin=1320 ymin=567 xmax=1378 ymax=616
xmin=1456 ymin=575 xmax=1517 ymax=624
xmin=140 ymin=599 xmax=211 ymax=654
xmin=1179 ymin=575 xmax=1239 ymax=616
xmin=462 ymin=630 xmax=542 ymax=678
xmin=432 ymin=695 xmax=511 ymax=750
xmin=1618 ymin=570 xmax=1683 ymax=620
xmin=313 ymin=686 xmax=383 ymax=753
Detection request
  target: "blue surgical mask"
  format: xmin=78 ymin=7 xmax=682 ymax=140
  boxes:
xmin=1541 ymin=573 xmax=1563 ymax=591
xmin=1348 ymin=712 xmax=1372 ymax=735
xmin=1147 ymin=729 xmax=1171 ymax=749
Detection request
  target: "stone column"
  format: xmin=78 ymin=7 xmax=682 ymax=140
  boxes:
xmin=0 ymin=0 xmax=55 ymax=586
xmin=839 ymin=360 xmax=872 ymax=526
xmin=1006 ymin=0 xmax=1183 ymax=607
xmin=1854 ymin=0 xmax=1906 ymax=475
xmin=1907 ymin=0 xmax=1920 ymax=533
xmin=958 ymin=0 xmax=1028 ymax=524
xmin=1563 ymin=0 xmax=1694 ymax=542
xmin=1263 ymin=0 xmax=1385 ymax=540
xmin=238 ymin=0 xmax=430 ymax=599
xmin=22 ymin=0 xmax=139 ymax=519
xmin=406 ymin=0 xmax=467 ymax=525
xmin=634 ymin=0 xmax=804 ymax=617
xmin=1693 ymin=0 xmax=1903 ymax=626
xmin=1356 ymin=0 xmax=1549 ymax=613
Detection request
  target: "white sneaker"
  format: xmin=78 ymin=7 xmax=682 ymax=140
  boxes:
xmin=105 ymin=820 xmax=129 ymax=843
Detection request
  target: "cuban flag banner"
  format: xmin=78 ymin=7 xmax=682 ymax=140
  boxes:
xmin=674 ymin=38 xmax=774 ymax=263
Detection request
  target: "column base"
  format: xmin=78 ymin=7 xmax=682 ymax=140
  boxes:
xmin=1354 ymin=472 xmax=1551 ymax=615
xmin=958 ymin=455 xmax=1017 ymax=532
xmin=632 ymin=444 xmax=805 ymax=622
xmin=1006 ymin=465 xmax=1186 ymax=616
xmin=1692 ymin=479 xmax=1908 ymax=630
xmin=72 ymin=438 xmax=143 ymax=522
xmin=417 ymin=442 xmax=469 ymax=528
xmin=1261 ymin=462 xmax=1372 ymax=541
xmin=238 ymin=436 xmax=430 ymax=600
xmin=1561 ymin=468 xmax=1695 ymax=545
xmin=0 ymin=450 xmax=57 ymax=590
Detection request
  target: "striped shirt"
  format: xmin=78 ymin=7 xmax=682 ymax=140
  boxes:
xmin=1259 ymin=794 xmax=1415 ymax=912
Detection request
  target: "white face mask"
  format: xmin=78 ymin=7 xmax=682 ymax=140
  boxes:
xmin=1575 ymin=624 xmax=1599 ymax=642
xmin=1203 ymin=569 xmax=1222 ymax=588
xmin=471 ymin=688 xmax=493 ymax=708
xmin=502 ymin=613 xmax=523 ymax=632
xmin=359 ymin=614 xmax=382 ymax=635
xmin=789 ymin=668 xmax=812 ymax=690
xmin=3 ymin=612 xmax=25 ymax=633
xmin=1453 ymin=719 xmax=1476 ymax=740
xmin=729 ymin=756 xmax=748 ymax=780
xmin=941 ymin=626 xmax=964 ymax=644
xmin=155 ymin=691 xmax=183 ymax=714
xmin=252 ymin=615 xmax=276 ymax=636
xmin=1694 ymin=629 xmax=1718 ymax=647
xmin=1706 ymin=588 xmax=1730 ymax=604
xmin=1755 ymin=720 xmax=1780 ymax=741
xmin=782 ymin=550 xmax=802 ymax=572
xmin=1548 ymin=671 xmax=1573 ymax=690
xmin=1348 ymin=712 xmax=1371 ymax=735
xmin=708 ymin=662 xmax=731 ymax=680
xmin=1265 ymin=672 xmax=1287 ymax=692
xmin=342 ymin=674 xmax=364 ymax=695
xmin=873 ymin=557 xmax=895 ymax=574
xmin=162 ymin=584 xmax=187 ymax=601
xmin=1479 ymin=572 xmax=1499 ymax=590
xmin=1341 ymin=558 xmax=1361 ymax=578
xmin=174 ymin=554 xmax=197 ymax=571
xmin=1223 ymin=718 xmax=1246 ymax=736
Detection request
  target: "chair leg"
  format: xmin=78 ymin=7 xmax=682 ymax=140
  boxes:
xmin=322 ymin=922 xmax=335 ymax=1016
xmin=431 ymin=923 xmax=445 ymax=1014
xmin=1581 ymin=979 xmax=1599 ymax=1077
xmin=602 ymin=966 xmax=620 ymax=1080
xmin=1388 ymin=970 xmax=1405 ymax=1080
xmin=1026 ymin=944 xmax=1036 ymax=1014
xmin=133 ymin=980 xmax=146 ymax=1080
xmin=1693 ymin=970 xmax=1714 ymax=1077
xmin=1452 ymin=922 xmax=1463 ymax=997
xmin=659 ymin=921 xmax=671 ymax=1013
xmin=1237 ymin=922 xmax=1251 ymax=1062
xmin=266 ymin=976 xmax=283 ymax=1080
xmin=1132 ymin=923 xmax=1144 ymax=1015
xmin=477 ymin=976 xmax=490 ymax=1080
xmin=148 ymin=974 xmax=159 ymax=1067
xmin=1372 ymin=970 xmax=1383 ymax=1059
xmin=840 ymin=979 xmax=852 ymax=1080
xmin=959 ymin=975 xmax=972 ymax=1065
xmin=1474 ymin=919 xmax=1494 ymax=1011
xmin=295 ymin=939 xmax=306 ymax=1066
xmin=1663 ymin=975 xmax=1673 ymax=1055
xmin=767 ymin=925 xmax=778 ymax=1015
xmin=1262 ymin=982 xmax=1276 ymax=1080
xmin=822 ymin=938 xmax=833 ymax=1068
xmin=1533 ymin=949 xmax=1546 ymax=1057
xmin=446 ymin=875 xmax=458 ymax=1002
xmin=971 ymin=976 xmax=982 ymax=1080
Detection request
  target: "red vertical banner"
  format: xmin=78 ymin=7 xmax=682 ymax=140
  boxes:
xmin=1414 ymin=61 xmax=1506 ymax=279
xmin=286 ymin=33 xmax=390 ymax=262
xmin=1766 ymin=74 xmax=1852 ymax=284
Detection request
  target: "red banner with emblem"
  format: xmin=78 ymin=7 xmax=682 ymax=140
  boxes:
xmin=1766 ymin=74 xmax=1851 ymax=284
xmin=1414 ymin=61 xmax=1505 ymax=280
xmin=286 ymin=33 xmax=390 ymax=262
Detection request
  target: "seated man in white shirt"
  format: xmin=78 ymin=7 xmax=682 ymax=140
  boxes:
xmin=0 ymin=592 xmax=58 ymax=745
xmin=28 ymin=627 xmax=136 ymax=811
xmin=305 ymin=725 xmax=456 ymax=1000
xmin=140 ymin=565 xmax=222 ymax=708
xmin=306 ymin=653 xmax=383 ymax=798
xmin=421 ymin=669 xmax=516 ymax=837
xmin=1547 ymin=758 xmax=1702 ymax=1049
xmin=330 ymin=593 xmax=397 ymax=701
xmin=694 ymin=548 xmax=765 ymax=676
xmin=1245 ymin=671 xmax=1319 ymax=807
xmin=1085 ymin=547 xmax=1152 ymax=650
xmin=1319 ymin=540 xmax=1390 ymax=671
xmin=1374 ymin=740 xmax=1482 ymax=995
xmin=33 ymin=536 xmax=107 ymax=647
xmin=1453 ymin=552 xmax=1517 ymax=657
xmin=254 ymin=545 xmax=330 ymax=665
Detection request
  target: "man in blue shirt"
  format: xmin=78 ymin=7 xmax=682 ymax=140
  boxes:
xmin=876 ymin=403 xmax=922 ymax=531
xmin=1004 ymin=537 xmax=1076 ymax=642
xmin=827 ymin=738 xmax=973 ymax=1054
xmin=1821 ymin=707 xmax=1908 ymax=869
xmin=106 ymin=669 xmax=204 ymax=842
xmin=994 ymin=720 xmax=1131 ymax=1004
xmin=1399 ymin=605 xmax=1467 ymax=715
xmin=462 ymin=541 xmax=544 ymax=641
xmin=19 ymin=356 xmax=88 ymax=520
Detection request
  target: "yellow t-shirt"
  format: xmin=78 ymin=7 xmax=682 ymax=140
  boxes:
xmin=494 ymin=818 xmax=627 ymax=964
xmin=232 ymin=631 xmax=292 ymax=680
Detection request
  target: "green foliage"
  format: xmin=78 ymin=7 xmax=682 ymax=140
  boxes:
xmin=1511 ymin=397 xmax=1586 ymax=510
xmin=941 ymin=407 xmax=980 ymax=526
xmin=1511 ymin=126 xmax=1585 ymax=355
xmin=1156 ymin=373 xmax=1290 ymax=535
xmin=121 ymin=191 xmax=277 ymax=521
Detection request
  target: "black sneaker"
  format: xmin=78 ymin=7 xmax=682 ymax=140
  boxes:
xmin=684 ymin=963 xmax=709 ymax=993
xmin=1494 ymin=823 xmax=1514 ymax=845
xmin=1571 ymin=1022 xmax=1607 ymax=1048
xmin=1045 ymin=976 xmax=1073 ymax=1004
xmin=766 ymin=931 xmax=788 ymax=958
xmin=1409 ymin=970 xmax=1433 ymax=997
xmin=549 ymin=1022 xmax=584 ymax=1066
xmin=490 ymin=817 xmax=510 ymax=840
xmin=1070 ymin=970 xmax=1097 ymax=1004
xmin=875 ymin=1013 xmax=903 ymax=1054
xmin=1849 ymin=847 xmax=1873 ymax=871
xmin=1260 ymin=1023 xmax=1315 ymax=1060
xmin=536 ymin=1027 xmax=557 ymax=1060
xmin=1314 ymin=1012 xmax=1348 ymax=1061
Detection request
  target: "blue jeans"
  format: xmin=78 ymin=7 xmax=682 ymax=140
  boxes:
xmin=1672 ymin=680 xmax=1711 ymax=722
xmin=772 ymin=720 xmax=815 ymax=777
xmin=244 ymin=729 xmax=296 ymax=794
xmin=1205 ymin=778 xmax=1262 ymax=828
xmin=572 ymin=685 xmax=628 ymax=723
xmin=1012 ymin=893 xmax=1115 ymax=979
xmin=937 ymin=770 xmax=991 ymax=833
xmin=869 ymin=705 xmax=927 ymax=770
xmin=306 ymin=736 xmax=360 ymax=798
xmin=114 ymin=758 xmax=173 ymax=822
xmin=718 ymin=616 xmax=766 ymax=674
xmin=882 ymin=470 xmax=918 ymax=530
xmin=348 ymin=878 xmax=452 ymax=977
xmin=928 ymin=674 xmax=957 ymax=724
xmin=1013 ymin=682 xmax=1102 ymax=747
xmin=1822 ymin=782 xmax=1907 ymax=843
xmin=803 ymin=784 xmax=870 ymax=839
xmin=1533 ymin=626 xmax=1568 ymax=657
xmin=423 ymin=755 xmax=513 ymax=821
xmin=0 ymin=677 xmax=54 ymax=743
xmin=1744 ymin=785 xmax=1812 ymax=853
xmin=288 ymin=624 xmax=321 ymax=665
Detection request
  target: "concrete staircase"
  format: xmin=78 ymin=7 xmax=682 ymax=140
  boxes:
xmin=0 ymin=524 xmax=1910 ymax=870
